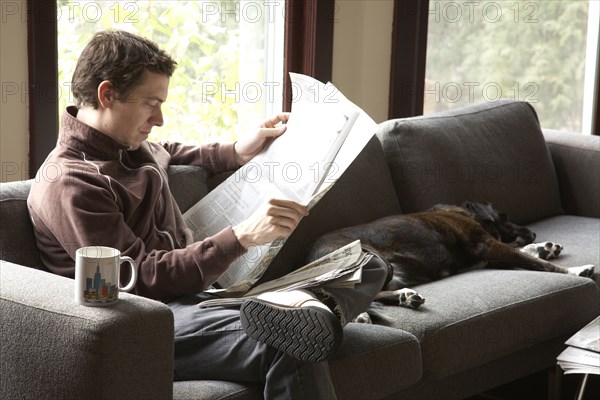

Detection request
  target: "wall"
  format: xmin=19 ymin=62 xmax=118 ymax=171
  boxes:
xmin=0 ymin=0 xmax=29 ymax=182
xmin=332 ymin=0 xmax=393 ymax=123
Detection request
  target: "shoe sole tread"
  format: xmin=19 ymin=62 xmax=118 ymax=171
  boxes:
xmin=240 ymin=299 xmax=342 ymax=363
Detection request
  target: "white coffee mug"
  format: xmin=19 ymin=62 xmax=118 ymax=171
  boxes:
xmin=75 ymin=246 xmax=138 ymax=306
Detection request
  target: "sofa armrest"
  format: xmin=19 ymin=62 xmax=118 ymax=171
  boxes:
xmin=543 ymin=129 xmax=600 ymax=218
xmin=0 ymin=261 xmax=174 ymax=400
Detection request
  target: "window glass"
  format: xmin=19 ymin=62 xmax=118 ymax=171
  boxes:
xmin=57 ymin=0 xmax=285 ymax=143
xmin=425 ymin=0 xmax=596 ymax=133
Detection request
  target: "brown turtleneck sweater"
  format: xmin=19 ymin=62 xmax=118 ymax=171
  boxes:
xmin=28 ymin=106 xmax=246 ymax=301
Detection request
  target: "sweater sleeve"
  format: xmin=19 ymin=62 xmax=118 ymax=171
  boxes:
xmin=161 ymin=142 xmax=239 ymax=174
xmin=28 ymin=167 xmax=246 ymax=302
xmin=127 ymin=226 xmax=246 ymax=300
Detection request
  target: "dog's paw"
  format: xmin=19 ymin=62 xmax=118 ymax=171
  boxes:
xmin=352 ymin=312 xmax=372 ymax=324
xmin=521 ymin=242 xmax=563 ymax=260
xmin=568 ymin=264 xmax=595 ymax=278
xmin=396 ymin=288 xmax=425 ymax=309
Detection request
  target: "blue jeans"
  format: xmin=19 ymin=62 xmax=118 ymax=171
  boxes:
xmin=169 ymin=254 xmax=388 ymax=400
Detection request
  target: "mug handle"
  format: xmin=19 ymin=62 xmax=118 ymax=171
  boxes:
xmin=119 ymin=256 xmax=138 ymax=292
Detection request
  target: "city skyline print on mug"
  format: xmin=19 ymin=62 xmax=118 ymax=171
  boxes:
xmin=83 ymin=263 xmax=119 ymax=303
xmin=74 ymin=246 xmax=138 ymax=306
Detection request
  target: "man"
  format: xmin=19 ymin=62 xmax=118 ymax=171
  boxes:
xmin=28 ymin=30 xmax=387 ymax=399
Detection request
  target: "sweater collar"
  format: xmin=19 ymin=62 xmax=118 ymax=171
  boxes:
xmin=59 ymin=106 xmax=131 ymax=159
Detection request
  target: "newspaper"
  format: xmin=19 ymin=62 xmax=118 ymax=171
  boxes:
xmin=557 ymin=316 xmax=600 ymax=375
xmin=557 ymin=347 xmax=600 ymax=375
xmin=565 ymin=316 xmax=600 ymax=352
xmin=183 ymin=73 xmax=378 ymax=294
xmin=198 ymin=240 xmax=371 ymax=308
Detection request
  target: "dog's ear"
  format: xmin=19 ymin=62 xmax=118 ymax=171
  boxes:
xmin=462 ymin=201 xmax=495 ymax=222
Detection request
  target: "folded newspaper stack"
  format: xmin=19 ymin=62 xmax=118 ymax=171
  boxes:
xmin=198 ymin=240 xmax=371 ymax=308
xmin=557 ymin=316 xmax=600 ymax=375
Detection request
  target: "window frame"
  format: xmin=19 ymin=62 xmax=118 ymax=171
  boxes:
xmin=388 ymin=0 xmax=429 ymax=119
xmin=27 ymin=0 xmax=59 ymax=177
xmin=26 ymin=0 xmax=335 ymax=177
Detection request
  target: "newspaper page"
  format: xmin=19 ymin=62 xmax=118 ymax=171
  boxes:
xmin=557 ymin=346 xmax=600 ymax=375
xmin=557 ymin=316 xmax=600 ymax=375
xmin=565 ymin=316 xmax=600 ymax=352
xmin=243 ymin=240 xmax=371 ymax=296
xmin=183 ymin=73 xmax=378 ymax=293
xmin=198 ymin=241 xmax=370 ymax=308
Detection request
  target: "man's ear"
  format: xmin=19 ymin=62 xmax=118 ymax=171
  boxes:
xmin=97 ymin=80 xmax=115 ymax=109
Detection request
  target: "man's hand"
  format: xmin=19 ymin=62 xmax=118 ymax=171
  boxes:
xmin=233 ymin=113 xmax=291 ymax=165
xmin=232 ymin=198 xmax=308 ymax=249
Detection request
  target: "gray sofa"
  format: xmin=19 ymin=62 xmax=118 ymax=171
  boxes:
xmin=1 ymin=100 xmax=599 ymax=399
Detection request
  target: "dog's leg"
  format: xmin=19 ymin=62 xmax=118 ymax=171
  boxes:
xmin=486 ymin=240 xmax=595 ymax=277
xmin=374 ymin=288 xmax=425 ymax=309
xmin=353 ymin=312 xmax=372 ymax=324
xmin=566 ymin=265 xmax=596 ymax=277
xmin=520 ymin=242 xmax=563 ymax=260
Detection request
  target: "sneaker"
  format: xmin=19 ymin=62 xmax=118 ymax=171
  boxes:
xmin=240 ymin=290 xmax=343 ymax=363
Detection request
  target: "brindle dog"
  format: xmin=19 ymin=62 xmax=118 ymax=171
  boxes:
xmin=307 ymin=201 xmax=595 ymax=311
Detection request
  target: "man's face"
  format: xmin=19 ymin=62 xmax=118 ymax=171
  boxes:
xmin=106 ymin=70 xmax=169 ymax=150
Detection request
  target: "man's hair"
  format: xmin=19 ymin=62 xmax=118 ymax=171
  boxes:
xmin=71 ymin=30 xmax=177 ymax=108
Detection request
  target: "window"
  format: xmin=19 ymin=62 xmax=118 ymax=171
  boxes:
xmin=28 ymin=0 xmax=332 ymax=175
xmin=56 ymin=0 xmax=285 ymax=143
xmin=424 ymin=0 xmax=599 ymax=134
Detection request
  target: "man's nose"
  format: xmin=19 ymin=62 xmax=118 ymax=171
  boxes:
xmin=151 ymin=106 xmax=164 ymax=127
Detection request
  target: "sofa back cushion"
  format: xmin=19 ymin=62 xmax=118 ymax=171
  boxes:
xmin=167 ymin=165 xmax=210 ymax=213
xmin=259 ymin=135 xmax=403 ymax=283
xmin=0 ymin=180 xmax=43 ymax=268
xmin=377 ymin=100 xmax=563 ymax=224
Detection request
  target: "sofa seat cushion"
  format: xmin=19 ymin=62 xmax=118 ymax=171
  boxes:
xmin=377 ymin=100 xmax=564 ymax=224
xmin=527 ymin=215 xmax=600 ymax=269
xmin=374 ymin=269 xmax=599 ymax=380
xmin=528 ymin=215 xmax=600 ymax=287
xmin=173 ymin=380 xmax=262 ymax=400
xmin=329 ymin=323 xmax=422 ymax=399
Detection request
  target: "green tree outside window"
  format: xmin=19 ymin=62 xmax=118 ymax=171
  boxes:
xmin=426 ymin=0 xmax=591 ymax=133
xmin=58 ymin=0 xmax=281 ymax=144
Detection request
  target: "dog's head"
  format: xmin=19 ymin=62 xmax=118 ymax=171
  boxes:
xmin=461 ymin=201 xmax=536 ymax=246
